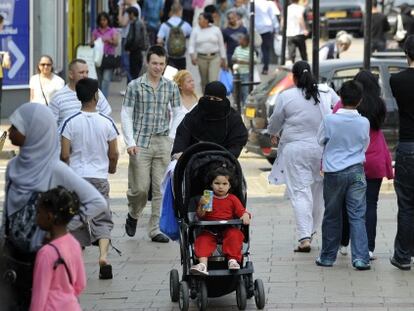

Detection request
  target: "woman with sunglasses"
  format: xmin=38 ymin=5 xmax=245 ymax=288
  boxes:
xmin=29 ymin=55 xmax=64 ymax=105
xmin=171 ymin=81 xmax=247 ymax=159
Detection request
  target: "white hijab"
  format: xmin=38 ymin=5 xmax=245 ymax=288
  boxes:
xmin=6 ymin=103 xmax=60 ymax=216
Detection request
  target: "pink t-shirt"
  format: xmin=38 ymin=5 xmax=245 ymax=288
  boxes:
xmin=30 ymin=233 xmax=86 ymax=311
xmin=92 ymin=27 xmax=117 ymax=55
xmin=333 ymin=102 xmax=393 ymax=180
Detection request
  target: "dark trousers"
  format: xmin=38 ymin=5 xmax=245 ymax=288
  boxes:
xmin=287 ymin=35 xmax=308 ymax=62
xmin=393 ymin=143 xmax=414 ymax=264
xmin=147 ymin=26 xmax=158 ymax=46
xmin=168 ymin=57 xmax=186 ymax=70
xmin=260 ymin=32 xmax=273 ymax=72
xmin=129 ymin=51 xmax=143 ymax=80
xmin=340 ymin=178 xmax=383 ymax=252
xmin=371 ymin=39 xmax=386 ymax=53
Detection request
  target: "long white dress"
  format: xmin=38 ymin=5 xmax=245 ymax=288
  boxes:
xmin=267 ymin=84 xmax=339 ymax=241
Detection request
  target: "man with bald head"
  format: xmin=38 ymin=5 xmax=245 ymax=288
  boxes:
xmin=49 ymin=59 xmax=112 ymax=127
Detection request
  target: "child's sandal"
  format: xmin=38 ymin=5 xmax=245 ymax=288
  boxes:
xmin=190 ymin=263 xmax=209 ymax=275
xmin=228 ymin=259 xmax=240 ymax=270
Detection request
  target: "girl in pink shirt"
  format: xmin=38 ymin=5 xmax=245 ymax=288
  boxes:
xmin=30 ymin=186 xmax=86 ymax=311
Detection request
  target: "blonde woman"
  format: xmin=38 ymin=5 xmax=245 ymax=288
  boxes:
xmin=29 ymin=55 xmax=64 ymax=105
xmin=170 ymin=70 xmax=198 ymax=139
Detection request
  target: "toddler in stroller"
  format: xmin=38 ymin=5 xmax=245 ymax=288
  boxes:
xmin=190 ymin=167 xmax=251 ymax=276
xmin=169 ymin=142 xmax=265 ymax=311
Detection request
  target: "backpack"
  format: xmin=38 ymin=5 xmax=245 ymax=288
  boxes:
xmin=125 ymin=19 xmax=149 ymax=52
xmin=166 ymin=20 xmax=186 ymax=58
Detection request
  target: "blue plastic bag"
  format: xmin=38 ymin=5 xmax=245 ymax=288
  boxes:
xmin=160 ymin=175 xmax=180 ymax=240
xmin=219 ymin=69 xmax=233 ymax=96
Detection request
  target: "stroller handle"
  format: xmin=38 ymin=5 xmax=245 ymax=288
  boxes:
xmin=192 ymin=219 xmax=244 ymax=226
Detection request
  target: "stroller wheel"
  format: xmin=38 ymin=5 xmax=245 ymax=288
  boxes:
xmin=169 ymin=269 xmax=180 ymax=302
xmin=197 ymin=280 xmax=208 ymax=311
xmin=254 ymin=279 xmax=266 ymax=309
xmin=179 ymin=281 xmax=190 ymax=311
xmin=236 ymin=276 xmax=247 ymax=310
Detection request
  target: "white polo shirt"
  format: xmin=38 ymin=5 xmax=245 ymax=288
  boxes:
xmin=61 ymin=111 xmax=119 ymax=179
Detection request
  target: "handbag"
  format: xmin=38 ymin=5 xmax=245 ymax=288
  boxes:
xmin=219 ymin=69 xmax=233 ymax=96
xmin=100 ymin=54 xmax=121 ymax=70
xmin=394 ymin=14 xmax=407 ymax=42
xmin=160 ymin=176 xmax=180 ymax=240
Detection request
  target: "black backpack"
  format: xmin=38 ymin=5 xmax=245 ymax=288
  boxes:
xmin=166 ymin=20 xmax=186 ymax=58
xmin=125 ymin=19 xmax=149 ymax=52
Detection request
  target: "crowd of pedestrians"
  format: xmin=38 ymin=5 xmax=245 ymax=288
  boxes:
xmin=1 ymin=1 xmax=414 ymax=310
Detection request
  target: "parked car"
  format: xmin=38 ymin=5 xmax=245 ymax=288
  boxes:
xmin=244 ymin=58 xmax=408 ymax=164
xmin=305 ymin=0 xmax=364 ymax=37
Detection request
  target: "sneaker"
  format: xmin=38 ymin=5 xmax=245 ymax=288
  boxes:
xmin=315 ymin=257 xmax=333 ymax=267
xmin=151 ymin=233 xmax=169 ymax=243
xmin=339 ymin=245 xmax=348 ymax=256
xmin=190 ymin=263 xmax=209 ymax=276
xmin=125 ymin=214 xmax=137 ymax=237
xmin=353 ymin=259 xmax=371 ymax=271
xmin=228 ymin=259 xmax=240 ymax=270
xmin=120 ymin=90 xmax=126 ymax=96
xmin=369 ymin=251 xmax=377 ymax=261
xmin=390 ymin=256 xmax=411 ymax=271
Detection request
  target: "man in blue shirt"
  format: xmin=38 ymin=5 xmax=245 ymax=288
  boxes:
xmin=142 ymin=0 xmax=163 ymax=45
xmin=316 ymin=80 xmax=371 ymax=271
xmin=222 ymin=10 xmax=247 ymax=70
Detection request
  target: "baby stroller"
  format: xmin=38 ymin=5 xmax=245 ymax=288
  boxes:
xmin=169 ymin=142 xmax=265 ymax=311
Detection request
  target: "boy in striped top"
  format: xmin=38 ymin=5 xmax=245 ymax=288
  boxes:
xmin=232 ymin=34 xmax=257 ymax=107
xmin=60 ymin=78 xmax=119 ymax=280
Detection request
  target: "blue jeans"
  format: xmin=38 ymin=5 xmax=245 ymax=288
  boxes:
xmin=239 ymin=73 xmax=249 ymax=109
xmin=121 ymin=38 xmax=132 ymax=83
xmin=320 ymin=164 xmax=370 ymax=264
xmin=393 ymin=142 xmax=414 ymax=264
xmin=96 ymin=67 xmax=113 ymax=98
xmin=260 ymin=32 xmax=273 ymax=71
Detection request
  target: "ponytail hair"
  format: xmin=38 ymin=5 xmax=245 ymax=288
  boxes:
xmin=292 ymin=61 xmax=320 ymax=104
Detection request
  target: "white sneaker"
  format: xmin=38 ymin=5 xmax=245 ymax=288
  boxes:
xmin=339 ymin=245 xmax=348 ymax=256
xmin=369 ymin=251 xmax=377 ymax=260
xmin=228 ymin=259 xmax=240 ymax=270
xmin=120 ymin=90 xmax=126 ymax=96
xmin=190 ymin=263 xmax=209 ymax=275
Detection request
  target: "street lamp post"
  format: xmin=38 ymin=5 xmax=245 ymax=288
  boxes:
xmin=364 ymin=0 xmax=373 ymax=70
xmin=280 ymin=0 xmax=288 ymax=65
xmin=312 ymin=0 xmax=320 ymax=80
xmin=249 ymin=0 xmax=255 ymax=93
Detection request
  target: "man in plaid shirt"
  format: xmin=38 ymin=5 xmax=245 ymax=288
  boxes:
xmin=121 ymin=46 xmax=181 ymax=242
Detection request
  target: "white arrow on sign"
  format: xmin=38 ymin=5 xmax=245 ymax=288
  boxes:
xmin=7 ymin=39 xmax=25 ymax=79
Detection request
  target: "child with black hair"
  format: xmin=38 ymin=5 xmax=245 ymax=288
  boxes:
xmin=190 ymin=167 xmax=250 ymax=276
xmin=30 ymin=186 xmax=86 ymax=311
xmin=316 ymin=80 xmax=371 ymax=270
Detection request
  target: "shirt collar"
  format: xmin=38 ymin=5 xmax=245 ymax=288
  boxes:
xmin=141 ymin=73 xmax=166 ymax=89
xmin=336 ymin=108 xmax=360 ymax=115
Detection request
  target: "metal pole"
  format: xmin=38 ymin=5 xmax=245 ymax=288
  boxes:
xmin=312 ymin=0 xmax=320 ymax=80
xmin=280 ymin=0 xmax=288 ymax=65
xmin=249 ymin=0 xmax=255 ymax=93
xmin=364 ymin=0 xmax=373 ymax=69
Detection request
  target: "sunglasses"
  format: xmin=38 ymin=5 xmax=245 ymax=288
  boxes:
xmin=203 ymin=95 xmax=223 ymax=101
xmin=39 ymin=63 xmax=52 ymax=67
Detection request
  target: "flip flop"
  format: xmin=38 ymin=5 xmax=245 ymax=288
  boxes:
xmin=294 ymin=245 xmax=311 ymax=253
xmin=99 ymin=264 xmax=113 ymax=280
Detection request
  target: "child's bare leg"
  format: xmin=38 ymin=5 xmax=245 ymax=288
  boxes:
xmin=198 ymin=257 xmax=208 ymax=266
xmin=98 ymin=238 xmax=110 ymax=266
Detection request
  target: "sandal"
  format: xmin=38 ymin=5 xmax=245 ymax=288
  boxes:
xmin=99 ymin=264 xmax=113 ymax=280
xmin=190 ymin=263 xmax=209 ymax=276
xmin=294 ymin=240 xmax=311 ymax=253
xmin=228 ymin=259 xmax=240 ymax=270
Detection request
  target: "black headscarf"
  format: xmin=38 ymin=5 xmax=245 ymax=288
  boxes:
xmin=172 ymin=81 xmax=248 ymax=158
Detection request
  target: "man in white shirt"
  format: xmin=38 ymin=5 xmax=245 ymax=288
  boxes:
xmin=286 ymin=0 xmax=308 ymax=62
xmin=157 ymin=2 xmax=192 ymax=70
xmin=61 ymin=77 xmax=119 ymax=280
xmin=255 ymin=0 xmax=280 ymax=74
xmin=49 ymin=59 xmax=112 ymax=127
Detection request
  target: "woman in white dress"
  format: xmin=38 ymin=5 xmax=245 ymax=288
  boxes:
xmin=170 ymin=70 xmax=198 ymax=139
xmin=29 ymin=55 xmax=64 ymax=105
xmin=267 ymin=61 xmax=339 ymax=253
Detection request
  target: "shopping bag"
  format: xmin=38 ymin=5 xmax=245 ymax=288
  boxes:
xmin=160 ymin=176 xmax=180 ymax=241
xmin=273 ymin=35 xmax=282 ymax=57
xmin=219 ymin=69 xmax=233 ymax=96
xmin=93 ymin=38 xmax=104 ymax=67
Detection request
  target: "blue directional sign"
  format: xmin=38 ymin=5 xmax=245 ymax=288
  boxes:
xmin=0 ymin=0 xmax=30 ymax=87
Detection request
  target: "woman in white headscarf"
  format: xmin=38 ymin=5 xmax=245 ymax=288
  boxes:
xmin=0 ymin=103 xmax=107 ymax=310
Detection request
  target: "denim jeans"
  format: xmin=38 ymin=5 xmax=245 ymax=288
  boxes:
xmin=393 ymin=142 xmax=414 ymax=264
xmin=320 ymin=164 xmax=370 ymax=264
xmin=96 ymin=67 xmax=113 ymax=98
xmin=340 ymin=178 xmax=382 ymax=252
xmin=121 ymin=38 xmax=132 ymax=83
xmin=260 ymin=32 xmax=273 ymax=71
xmin=239 ymin=73 xmax=249 ymax=109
